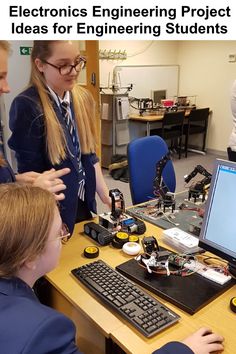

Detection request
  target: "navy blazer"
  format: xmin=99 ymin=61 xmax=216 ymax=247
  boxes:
xmin=8 ymin=86 xmax=98 ymax=233
xmin=0 ymin=159 xmax=16 ymax=183
xmin=152 ymin=342 xmax=193 ymax=354
xmin=0 ymin=277 xmax=81 ymax=354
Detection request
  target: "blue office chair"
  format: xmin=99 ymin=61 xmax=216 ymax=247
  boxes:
xmin=127 ymin=136 xmax=176 ymax=205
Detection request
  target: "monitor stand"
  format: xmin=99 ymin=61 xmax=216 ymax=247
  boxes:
xmin=229 ymin=263 xmax=236 ymax=277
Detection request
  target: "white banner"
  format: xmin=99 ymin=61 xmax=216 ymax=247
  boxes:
xmin=1 ymin=0 xmax=236 ymax=40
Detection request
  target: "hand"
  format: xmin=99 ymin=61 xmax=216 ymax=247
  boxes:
xmin=182 ymin=327 xmax=224 ymax=354
xmin=33 ymin=168 xmax=70 ymax=201
xmin=15 ymin=171 xmax=41 ymax=184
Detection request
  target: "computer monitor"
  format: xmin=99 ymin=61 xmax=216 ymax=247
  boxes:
xmin=199 ymin=158 xmax=236 ymax=276
xmin=151 ymin=89 xmax=166 ymax=104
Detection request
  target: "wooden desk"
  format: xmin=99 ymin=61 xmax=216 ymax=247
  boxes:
xmin=46 ymin=221 xmax=236 ymax=354
xmin=129 ymin=111 xmax=191 ymax=136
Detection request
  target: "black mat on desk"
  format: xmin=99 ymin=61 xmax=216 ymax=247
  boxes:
xmin=116 ymin=258 xmax=235 ymax=315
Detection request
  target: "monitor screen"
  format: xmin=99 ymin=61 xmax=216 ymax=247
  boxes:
xmin=199 ymin=159 xmax=236 ymax=276
xmin=152 ymin=89 xmax=166 ymax=104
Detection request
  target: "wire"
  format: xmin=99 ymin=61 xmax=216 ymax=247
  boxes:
xmin=126 ymin=41 xmax=154 ymax=58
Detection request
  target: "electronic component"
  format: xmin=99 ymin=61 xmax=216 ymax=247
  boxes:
xmin=112 ymin=232 xmax=129 ymax=249
xmin=184 ymin=260 xmax=231 ymax=285
xmin=84 ymin=189 xmax=146 ymax=246
xmin=83 ymin=222 xmax=114 ymax=246
xmin=168 ymin=253 xmax=190 ymax=267
xmin=83 ymin=246 xmax=99 ymax=259
xmin=71 ymin=260 xmax=180 ymax=337
xmin=128 ymin=235 xmax=139 ymax=243
xmin=142 ymin=236 xmax=159 ymax=254
xmin=184 ymin=165 xmax=212 ymax=203
xmin=153 ymin=153 xmax=176 ymax=213
xmin=230 ymin=297 xmax=236 ymax=313
xmin=122 ymin=242 xmax=141 ymax=255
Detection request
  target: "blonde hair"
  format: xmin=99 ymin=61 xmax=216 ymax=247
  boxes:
xmin=30 ymin=40 xmax=97 ymax=165
xmin=0 ymin=153 xmax=6 ymax=167
xmin=0 ymin=41 xmax=11 ymax=167
xmin=0 ymin=183 xmax=57 ymax=277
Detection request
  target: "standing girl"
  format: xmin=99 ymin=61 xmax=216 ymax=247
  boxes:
xmin=9 ymin=41 xmax=110 ymax=232
xmin=0 ymin=40 xmax=70 ymax=199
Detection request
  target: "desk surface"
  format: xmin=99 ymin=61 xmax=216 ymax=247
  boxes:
xmin=129 ymin=110 xmax=191 ymax=122
xmin=46 ymin=221 xmax=236 ymax=354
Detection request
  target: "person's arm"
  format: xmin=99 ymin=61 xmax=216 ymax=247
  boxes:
xmin=152 ymin=327 xmax=224 ymax=354
xmin=94 ymin=161 xmax=111 ymax=207
xmin=9 ymin=94 xmax=49 ymax=173
xmin=15 ymin=168 xmax=70 ymax=201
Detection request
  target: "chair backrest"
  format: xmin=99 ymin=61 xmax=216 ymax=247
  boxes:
xmin=188 ymin=108 xmax=209 ymax=124
xmin=162 ymin=111 xmax=185 ymax=126
xmin=127 ymin=136 xmax=176 ymax=205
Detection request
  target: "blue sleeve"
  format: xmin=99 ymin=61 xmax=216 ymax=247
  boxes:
xmin=8 ymin=95 xmax=50 ymax=173
xmin=152 ymin=341 xmax=194 ymax=354
xmin=22 ymin=312 xmax=82 ymax=354
xmin=90 ymin=152 xmax=99 ymax=165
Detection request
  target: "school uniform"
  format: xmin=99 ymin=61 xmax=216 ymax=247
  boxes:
xmin=9 ymin=86 xmax=98 ymax=233
xmin=0 ymin=142 xmax=16 ymax=183
xmin=0 ymin=277 xmax=81 ymax=354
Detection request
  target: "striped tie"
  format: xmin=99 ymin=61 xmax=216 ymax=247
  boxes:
xmin=61 ymin=101 xmax=85 ymax=201
xmin=61 ymin=101 xmax=77 ymax=145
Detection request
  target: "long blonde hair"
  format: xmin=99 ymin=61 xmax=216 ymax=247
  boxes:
xmin=0 ymin=41 xmax=10 ymax=167
xmin=30 ymin=41 xmax=97 ymax=165
xmin=0 ymin=183 xmax=57 ymax=277
xmin=0 ymin=151 xmax=6 ymax=167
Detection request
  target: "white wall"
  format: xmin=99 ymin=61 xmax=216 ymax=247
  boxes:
xmin=99 ymin=40 xmax=236 ymax=153
xmin=99 ymin=40 xmax=179 ymax=88
xmin=177 ymin=41 xmax=236 ymax=153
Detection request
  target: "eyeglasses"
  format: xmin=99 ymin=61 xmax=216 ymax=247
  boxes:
xmin=56 ymin=223 xmax=71 ymax=244
xmin=43 ymin=56 xmax=86 ymax=76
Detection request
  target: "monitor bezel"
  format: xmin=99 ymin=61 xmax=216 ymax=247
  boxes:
xmin=198 ymin=158 xmax=236 ymax=274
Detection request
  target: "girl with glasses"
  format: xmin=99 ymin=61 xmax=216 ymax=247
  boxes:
xmin=0 ymin=183 xmax=81 ymax=353
xmin=0 ymin=183 xmax=224 ymax=354
xmin=9 ymin=41 xmax=111 ymax=233
xmin=0 ymin=40 xmax=70 ymax=200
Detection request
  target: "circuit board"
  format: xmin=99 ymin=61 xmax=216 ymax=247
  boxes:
xmin=126 ymin=191 xmax=205 ymax=236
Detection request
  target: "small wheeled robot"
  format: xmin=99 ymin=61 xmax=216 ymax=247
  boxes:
xmin=84 ymin=189 xmax=146 ymax=246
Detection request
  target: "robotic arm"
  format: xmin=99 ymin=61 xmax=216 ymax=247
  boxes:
xmin=109 ymin=189 xmax=125 ymax=220
xmin=184 ymin=165 xmax=212 ymax=202
xmin=153 ymin=153 xmax=175 ymax=212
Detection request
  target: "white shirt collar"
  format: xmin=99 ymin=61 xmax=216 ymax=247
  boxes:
xmin=47 ymin=86 xmax=70 ymax=107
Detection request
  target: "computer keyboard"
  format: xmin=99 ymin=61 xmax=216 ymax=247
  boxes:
xmin=71 ymin=260 xmax=180 ymax=337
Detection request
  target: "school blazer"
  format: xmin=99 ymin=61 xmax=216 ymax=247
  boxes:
xmin=0 ymin=277 xmax=81 ymax=354
xmin=0 ymin=158 xmax=16 ymax=183
xmin=8 ymin=86 xmax=98 ymax=233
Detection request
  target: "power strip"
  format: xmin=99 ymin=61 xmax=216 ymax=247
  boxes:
xmin=162 ymin=227 xmax=202 ymax=254
xmin=184 ymin=260 xmax=232 ymax=285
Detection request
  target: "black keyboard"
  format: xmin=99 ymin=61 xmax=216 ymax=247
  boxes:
xmin=71 ymin=260 xmax=180 ymax=337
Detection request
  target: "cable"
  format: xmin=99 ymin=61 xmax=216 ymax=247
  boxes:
xmin=127 ymin=41 xmax=154 ymax=58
